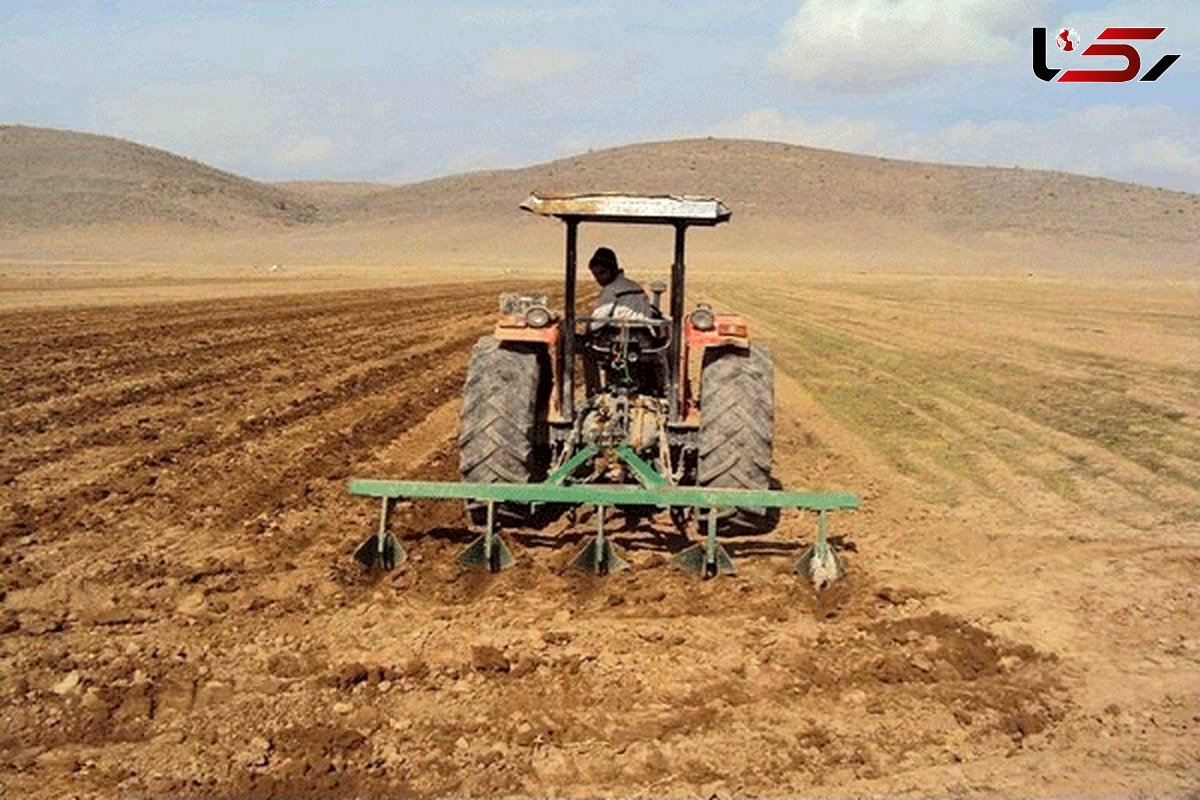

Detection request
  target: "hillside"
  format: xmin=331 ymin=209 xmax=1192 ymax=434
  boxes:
xmin=0 ymin=125 xmax=317 ymax=230
xmin=1 ymin=126 xmax=1196 ymax=272
xmin=275 ymin=180 xmax=396 ymax=205
xmin=335 ymin=138 xmax=1199 ymax=246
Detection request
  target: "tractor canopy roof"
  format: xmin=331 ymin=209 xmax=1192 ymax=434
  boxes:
xmin=521 ymin=192 xmax=731 ymax=226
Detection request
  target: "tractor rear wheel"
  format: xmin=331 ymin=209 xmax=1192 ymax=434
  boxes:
xmin=458 ymin=336 xmax=549 ymax=526
xmin=697 ymin=344 xmax=776 ymax=534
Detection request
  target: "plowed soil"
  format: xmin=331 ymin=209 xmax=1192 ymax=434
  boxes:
xmin=1 ymin=274 xmax=1198 ymax=798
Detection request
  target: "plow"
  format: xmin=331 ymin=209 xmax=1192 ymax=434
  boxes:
xmin=349 ymin=192 xmax=859 ymax=588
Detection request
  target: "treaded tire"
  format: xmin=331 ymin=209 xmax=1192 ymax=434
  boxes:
xmin=458 ymin=336 xmax=549 ymax=526
xmin=697 ymin=344 xmax=777 ymax=535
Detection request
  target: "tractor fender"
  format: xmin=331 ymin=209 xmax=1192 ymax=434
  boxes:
xmin=684 ymin=312 xmax=750 ymax=351
xmin=681 ymin=312 xmax=751 ymax=421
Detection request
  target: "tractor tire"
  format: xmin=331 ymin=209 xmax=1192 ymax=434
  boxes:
xmin=697 ymin=344 xmax=777 ymax=535
xmin=458 ymin=336 xmax=549 ymax=526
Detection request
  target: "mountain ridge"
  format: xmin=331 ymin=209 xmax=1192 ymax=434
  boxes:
xmin=1 ymin=125 xmax=1196 ymax=270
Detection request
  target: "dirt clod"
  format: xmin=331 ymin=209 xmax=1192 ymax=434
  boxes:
xmin=470 ymin=645 xmax=510 ymax=673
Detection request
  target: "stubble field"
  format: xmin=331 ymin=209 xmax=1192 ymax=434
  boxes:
xmin=1 ymin=267 xmax=1198 ymax=798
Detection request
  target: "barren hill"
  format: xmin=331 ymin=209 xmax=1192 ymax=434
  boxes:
xmin=0 ymin=125 xmax=317 ymax=230
xmin=1 ymin=126 xmax=1196 ymax=273
xmin=276 ymin=180 xmax=395 ymax=205
xmin=338 ymin=138 xmax=1199 ymax=246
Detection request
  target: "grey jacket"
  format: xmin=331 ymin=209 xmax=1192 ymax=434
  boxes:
xmin=593 ymin=272 xmax=653 ymax=320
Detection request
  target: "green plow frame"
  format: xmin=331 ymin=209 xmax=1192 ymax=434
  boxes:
xmin=348 ymin=473 xmax=859 ymax=587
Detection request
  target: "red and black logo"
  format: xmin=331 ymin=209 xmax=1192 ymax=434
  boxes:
xmin=1033 ymin=27 xmax=1180 ymax=82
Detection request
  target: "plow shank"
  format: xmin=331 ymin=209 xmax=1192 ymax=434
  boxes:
xmin=349 ymin=478 xmax=858 ymax=586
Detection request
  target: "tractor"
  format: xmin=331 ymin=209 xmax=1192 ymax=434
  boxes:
xmin=460 ymin=193 xmax=772 ymax=535
xmin=349 ymin=193 xmax=858 ymax=587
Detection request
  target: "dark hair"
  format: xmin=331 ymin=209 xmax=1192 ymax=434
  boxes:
xmin=588 ymin=247 xmax=619 ymax=272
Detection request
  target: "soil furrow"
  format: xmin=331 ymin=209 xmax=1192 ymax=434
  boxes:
xmin=2 ymin=326 xmax=486 ymax=544
xmin=0 ymin=282 xmax=506 ymax=350
xmin=0 ymin=302 xmax=490 ymax=448
xmin=0 ymin=290 xmax=493 ymax=406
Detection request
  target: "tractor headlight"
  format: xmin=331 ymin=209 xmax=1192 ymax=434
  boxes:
xmin=691 ymin=306 xmax=714 ymax=331
xmin=525 ymin=305 xmax=552 ymax=328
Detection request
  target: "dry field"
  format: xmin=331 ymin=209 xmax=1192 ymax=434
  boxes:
xmin=1 ymin=125 xmax=1198 ymax=798
xmin=1 ymin=264 xmax=1197 ymax=799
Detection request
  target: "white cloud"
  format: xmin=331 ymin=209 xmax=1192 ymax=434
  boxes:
xmin=709 ymin=104 xmax=1200 ymax=190
xmin=1131 ymin=139 xmax=1200 ymax=177
xmin=270 ymin=136 xmax=335 ymax=167
xmin=481 ymin=46 xmax=584 ymax=89
xmin=914 ymin=105 xmax=1200 ymax=185
xmin=771 ymin=0 xmax=1049 ymax=91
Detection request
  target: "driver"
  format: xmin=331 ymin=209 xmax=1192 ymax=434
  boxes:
xmin=587 ymin=247 xmax=653 ymax=323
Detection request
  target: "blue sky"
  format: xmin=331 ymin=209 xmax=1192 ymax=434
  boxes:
xmin=1 ymin=1 xmax=1197 ymax=190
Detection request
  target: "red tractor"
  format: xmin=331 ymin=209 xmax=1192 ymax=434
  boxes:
xmin=458 ymin=193 xmax=774 ymax=535
xmin=350 ymin=193 xmax=856 ymax=586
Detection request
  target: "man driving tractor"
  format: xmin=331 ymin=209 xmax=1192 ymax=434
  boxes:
xmin=587 ymin=246 xmax=654 ymax=322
